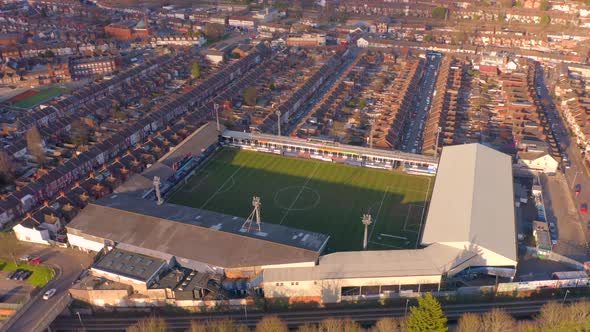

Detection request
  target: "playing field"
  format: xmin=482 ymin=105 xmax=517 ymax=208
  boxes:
xmin=168 ymin=149 xmax=432 ymax=252
xmin=12 ymin=87 xmax=67 ymax=108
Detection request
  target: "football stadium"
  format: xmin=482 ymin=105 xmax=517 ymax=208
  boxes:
xmin=67 ymin=122 xmax=517 ymax=304
xmin=168 ymin=148 xmax=431 ymax=252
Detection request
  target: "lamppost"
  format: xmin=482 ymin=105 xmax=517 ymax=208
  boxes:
xmin=362 ymin=214 xmax=372 ymax=250
xmin=276 ymin=110 xmax=282 ymax=136
xmin=572 ymin=170 xmax=581 ymax=189
xmin=214 ymin=103 xmax=220 ymax=132
xmin=404 ymin=298 xmax=410 ymax=316
xmin=76 ymin=311 xmax=83 ymax=326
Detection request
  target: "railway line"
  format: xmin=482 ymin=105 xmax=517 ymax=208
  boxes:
xmin=51 ymin=298 xmax=570 ymax=331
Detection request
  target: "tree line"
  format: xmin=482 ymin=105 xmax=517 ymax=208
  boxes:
xmin=124 ymin=293 xmax=590 ymax=332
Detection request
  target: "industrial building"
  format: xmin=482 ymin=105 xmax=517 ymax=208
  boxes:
xmin=262 ymin=143 xmax=517 ymax=304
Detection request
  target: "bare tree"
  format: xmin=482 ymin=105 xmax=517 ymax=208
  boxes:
xmin=125 ymin=316 xmax=167 ymax=332
xmin=373 ymin=317 xmax=404 ymax=332
xmin=26 ymin=126 xmax=45 ymax=166
xmin=0 ymin=151 xmax=15 ymax=184
xmin=566 ymin=300 xmax=590 ymax=323
xmin=456 ymin=313 xmax=482 ymax=332
xmin=256 ymin=316 xmax=288 ymax=332
xmin=538 ymin=302 xmax=567 ymax=330
xmin=480 ymin=309 xmax=515 ymax=332
xmin=71 ymin=120 xmax=91 ymax=146
xmin=298 ymin=323 xmax=318 ymax=332
xmin=188 ymin=321 xmax=206 ymax=332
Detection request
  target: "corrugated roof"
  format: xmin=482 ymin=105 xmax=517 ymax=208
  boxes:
xmin=421 ymin=144 xmax=517 ymax=262
xmin=67 ymin=194 xmax=329 ymax=269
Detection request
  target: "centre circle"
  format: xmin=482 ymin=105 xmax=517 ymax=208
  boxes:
xmin=274 ymin=186 xmax=321 ymax=211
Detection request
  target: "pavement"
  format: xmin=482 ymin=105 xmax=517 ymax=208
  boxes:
xmin=536 ymin=65 xmax=590 ymax=261
xmin=0 ymin=236 xmax=93 ymax=332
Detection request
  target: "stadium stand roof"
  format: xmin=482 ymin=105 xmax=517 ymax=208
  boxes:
xmin=264 ymin=143 xmax=517 ymax=284
xmin=421 ymin=144 xmax=517 ymax=263
xmin=222 ymin=130 xmax=438 ymax=164
xmin=264 ymin=243 xmax=469 ymax=282
xmin=115 ymin=122 xmax=221 ymax=197
xmin=67 ymin=193 xmax=329 ymax=269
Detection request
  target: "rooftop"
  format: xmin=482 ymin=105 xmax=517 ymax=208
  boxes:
xmin=93 ymin=248 xmax=166 ymax=283
xmin=67 ymin=193 xmax=329 ymax=269
xmin=421 ymin=144 xmax=517 ymax=263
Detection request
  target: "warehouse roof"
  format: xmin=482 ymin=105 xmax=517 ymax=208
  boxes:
xmin=67 ymin=194 xmax=329 ymax=269
xmin=421 ymin=144 xmax=517 ymax=263
xmin=93 ymin=248 xmax=166 ymax=283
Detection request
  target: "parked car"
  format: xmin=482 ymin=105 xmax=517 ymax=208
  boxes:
xmin=30 ymin=258 xmax=42 ymax=265
xmin=581 ymin=203 xmax=588 ymax=215
xmin=11 ymin=270 xmax=24 ymax=280
xmin=6 ymin=269 xmax=21 ymax=280
xmin=43 ymin=289 xmax=56 ymax=300
xmin=576 ymin=184 xmax=582 ymax=196
xmin=18 ymin=255 xmax=31 ymax=262
xmin=20 ymin=271 xmax=32 ymax=280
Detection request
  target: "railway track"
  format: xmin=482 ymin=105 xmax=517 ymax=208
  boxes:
xmin=51 ymin=298 xmax=568 ymax=331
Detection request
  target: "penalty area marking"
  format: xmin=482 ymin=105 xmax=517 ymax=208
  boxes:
xmin=369 ymin=241 xmax=403 ymax=249
xmin=380 ymin=233 xmax=407 ymax=240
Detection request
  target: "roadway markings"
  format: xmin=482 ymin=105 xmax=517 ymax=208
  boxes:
xmin=279 ymin=163 xmax=321 ymax=225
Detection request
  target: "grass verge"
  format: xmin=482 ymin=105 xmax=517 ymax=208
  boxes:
xmin=0 ymin=260 xmax=54 ymax=288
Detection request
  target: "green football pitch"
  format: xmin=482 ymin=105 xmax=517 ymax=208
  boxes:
xmin=168 ymin=149 xmax=433 ymax=252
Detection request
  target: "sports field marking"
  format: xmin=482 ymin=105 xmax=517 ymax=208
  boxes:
xmin=200 ymin=165 xmax=243 ymax=209
xmin=368 ymin=185 xmax=390 ymax=241
xmin=403 ymin=204 xmax=412 ymax=231
xmin=415 ymin=177 xmax=432 ymax=248
xmin=369 ymin=241 xmax=403 ymax=249
xmin=188 ymin=171 xmax=211 ymax=192
xmin=278 ymin=163 xmax=320 ymax=225
xmin=274 ymin=186 xmax=321 ymax=211
xmin=380 ymin=233 xmax=407 ymax=240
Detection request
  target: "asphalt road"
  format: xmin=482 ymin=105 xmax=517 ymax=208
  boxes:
xmin=1 ymin=247 xmax=93 ymax=332
xmin=51 ymin=298 xmax=579 ymax=331
xmin=536 ymin=65 xmax=590 ymax=256
xmin=401 ymin=53 xmax=441 ymax=153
